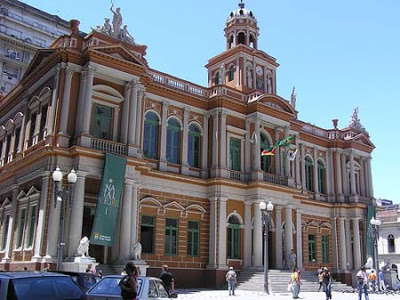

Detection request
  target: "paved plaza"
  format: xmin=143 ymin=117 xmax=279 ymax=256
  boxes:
xmin=176 ymin=289 xmax=399 ymax=300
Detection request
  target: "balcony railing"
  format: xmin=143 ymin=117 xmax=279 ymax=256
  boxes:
xmin=229 ymin=170 xmax=248 ymax=182
xmin=91 ymin=138 xmax=128 ymax=156
xmin=263 ymin=172 xmax=288 ymax=186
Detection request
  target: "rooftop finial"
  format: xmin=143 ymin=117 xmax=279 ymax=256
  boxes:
xmin=290 ymin=86 xmax=296 ymax=108
xmin=239 ymin=0 xmax=245 ymax=9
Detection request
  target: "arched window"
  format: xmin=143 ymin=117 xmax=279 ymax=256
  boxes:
xmin=238 ymin=32 xmax=245 ymax=44
xmin=305 ymin=156 xmax=313 ymax=191
xmin=167 ymin=118 xmax=181 ymax=164
xmin=317 ymin=160 xmax=326 ymax=194
xmin=227 ymin=215 xmax=241 ymax=259
xmin=228 ymin=65 xmax=235 ymax=82
xmin=143 ymin=112 xmax=159 ymax=159
xmin=388 ymin=234 xmax=395 ymax=253
xmin=188 ymin=123 xmax=201 ymax=168
xmin=214 ymin=71 xmax=220 ymax=85
xmin=260 ymin=133 xmax=272 ymax=173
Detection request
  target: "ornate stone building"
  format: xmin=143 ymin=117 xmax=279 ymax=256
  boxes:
xmin=0 ymin=2 xmax=375 ymax=288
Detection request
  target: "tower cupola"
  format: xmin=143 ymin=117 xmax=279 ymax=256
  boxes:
xmin=225 ymin=1 xmax=259 ymax=50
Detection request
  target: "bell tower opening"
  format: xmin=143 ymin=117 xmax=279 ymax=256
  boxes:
xmin=238 ymin=32 xmax=246 ymax=45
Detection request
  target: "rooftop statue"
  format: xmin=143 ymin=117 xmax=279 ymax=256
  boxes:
xmin=349 ymin=107 xmax=366 ymax=131
xmin=92 ymin=1 xmax=137 ymax=45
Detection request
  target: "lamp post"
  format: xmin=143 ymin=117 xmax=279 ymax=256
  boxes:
xmin=259 ymin=199 xmax=274 ymax=294
xmin=369 ymin=217 xmax=382 ymax=291
xmin=52 ymin=167 xmax=77 ymax=271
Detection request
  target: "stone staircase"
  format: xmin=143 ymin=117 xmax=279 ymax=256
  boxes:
xmin=237 ymin=269 xmax=354 ymax=294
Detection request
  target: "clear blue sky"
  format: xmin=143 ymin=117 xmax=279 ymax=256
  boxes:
xmin=24 ymin=0 xmax=400 ymax=203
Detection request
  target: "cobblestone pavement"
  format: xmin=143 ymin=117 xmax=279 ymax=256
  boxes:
xmin=175 ymin=289 xmax=399 ymax=300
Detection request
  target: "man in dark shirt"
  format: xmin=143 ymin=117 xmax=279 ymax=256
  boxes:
xmin=160 ymin=265 xmax=175 ymax=292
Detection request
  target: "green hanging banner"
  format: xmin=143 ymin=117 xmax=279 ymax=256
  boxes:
xmin=366 ymin=204 xmax=376 ymax=260
xmin=90 ymin=153 xmax=127 ymax=246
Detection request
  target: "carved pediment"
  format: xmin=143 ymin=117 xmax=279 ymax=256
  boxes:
xmin=90 ymin=45 xmax=148 ymax=67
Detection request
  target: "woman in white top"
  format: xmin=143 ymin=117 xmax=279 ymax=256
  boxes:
xmin=356 ymin=266 xmax=369 ymax=300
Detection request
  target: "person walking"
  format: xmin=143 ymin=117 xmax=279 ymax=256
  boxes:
xmin=225 ymin=266 xmax=237 ymax=296
xmin=119 ymin=262 xmax=138 ymax=300
xmin=160 ymin=265 xmax=175 ymax=293
xmin=289 ymin=267 xmax=299 ymax=299
xmin=318 ymin=270 xmax=324 ymax=291
xmin=356 ymin=266 xmax=369 ymax=300
xmin=322 ymin=267 xmax=332 ymax=300
xmin=368 ymin=270 xmax=376 ymax=291
xmin=378 ymin=269 xmax=386 ymax=291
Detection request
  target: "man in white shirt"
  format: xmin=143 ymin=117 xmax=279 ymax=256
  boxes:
xmin=356 ymin=266 xmax=369 ymax=300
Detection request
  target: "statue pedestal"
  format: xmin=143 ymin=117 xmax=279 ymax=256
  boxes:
xmin=116 ymin=260 xmax=149 ymax=276
xmin=62 ymin=256 xmax=98 ymax=273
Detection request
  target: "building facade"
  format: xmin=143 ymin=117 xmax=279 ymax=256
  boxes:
xmin=0 ymin=0 xmax=70 ymax=94
xmin=0 ymin=2 xmax=376 ymax=287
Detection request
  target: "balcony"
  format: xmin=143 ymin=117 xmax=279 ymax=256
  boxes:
xmin=263 ymin=172 xmax=288 ymax=186
xmin=90 ymin=138 xmax=128 ymax=156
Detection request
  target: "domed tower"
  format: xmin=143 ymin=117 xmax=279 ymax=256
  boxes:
xmin=206 ymin=1 xmax=279 ymax=94
xmin=225 ymin=0 xmax=259 ymax=50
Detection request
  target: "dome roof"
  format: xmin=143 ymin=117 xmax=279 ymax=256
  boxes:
xmin=227 ymin=2 xmax=256 ymax=23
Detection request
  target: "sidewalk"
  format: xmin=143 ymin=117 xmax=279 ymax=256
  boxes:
xmin=176 ymin=289 xmax=399 ymax=300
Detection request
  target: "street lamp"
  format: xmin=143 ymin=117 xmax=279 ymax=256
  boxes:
xmin=259 ymin=199 xmax=274 ymax=294
xmin=53 ymin=167 xmax=77 ymax=271
xmin=369 ymin=217 xmax=382 ymax=291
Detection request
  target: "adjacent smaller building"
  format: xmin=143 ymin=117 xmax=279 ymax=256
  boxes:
xmin=377 ymin=201 xmax=400 ymax=276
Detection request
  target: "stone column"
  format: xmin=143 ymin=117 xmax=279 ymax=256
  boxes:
xmin=254 ymin=119 xmax=261 ymax=171
xmin=74 ymin=69 xmax=87 ymax=136
xmin=313 ymin=148 xmax=319 ymax=194
xmin=45 ymin=180 xmax=62 ymax=259
xmin=159 ymin=101 xmax=169 ymax=170
xmin=218 ymin=197 xmax=227 ymax=268
xmin=47 ymin=67 xmax=60 ymax=136
xmin=67 ymin=171 xmax=88 ymax=257
xmin=220 ymin=112 xmax=227 ymax=168
xmin=128 ymin=80 xmax=138 ymax=145
xmin=135 ymin=85 xmax=145 ymax=147
xmin=326 ymin=150 xmax=333 ymax=199
xmin=366 ymin=157 xmax=374 ymax=197
xmin=201 ymin=114 xmax=209 ymax=173
xmin=341 ymin=153 xmax=348 ymax=195
xmin=284 ymin=206 xmax=293 ymax=268
xmin=17 ymin=113 xmax=26 ymax=154
xmin=301 ymin=144 xmax=306 ymax=190
xmin=211 ymin=112 xmax=219 ymax=168
xmin=331 ymin=217 xmax=339 ymax=272
xmin=345 ymin=219 xmax=353 ymax=270
xmin=360 ymin=158 xmax=366 ymax=197
xmin=32 ymin=173 xmax=50 ymax=260
xmin=295 ymin=138 xmax=301 ymax=186
xmin=121 ymin=82 xmax=132 ymax=144
xmin=130 ymin=183 xmax=139 ymax=247
xmin=81 ymin=66 xmax=95 ymax=134
xmin=2 ymin=186 xmax=18 ymax=261
xmin=338 ymin=217 xmax=347 ymax=271
xmin=119 ymin=179 xmax=134 ymax=260
xmin=335 ymin=150 xmax=343 ymax=198
xmin=58 ymin=66 xmax=74 ymax=135
xmin=274 ymin=205 xmax=283 ymax=268
xmin=243 ymin=202 xmax=252 ymax=268
xmin=283 ymin=127 xmax=290 ymax=177
xmin=352 ymin=218 xmax=362 ymax=270
xmin=296 ymin=210 xmax=303 ymax=269
xmin=207 ymin=197 xmax=217 ymax=268
xmin=245 ymin=120 xmax=251 ymax=173
xmin=349 ymin=151 xmax=356 ymax=195
xmin=274 ymin=129 xmax=281 ymax=175
xmin=253 ymin=201 xmax=263 ymax=268
xmin=181 ymin=107 xmax=190 ymax=170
